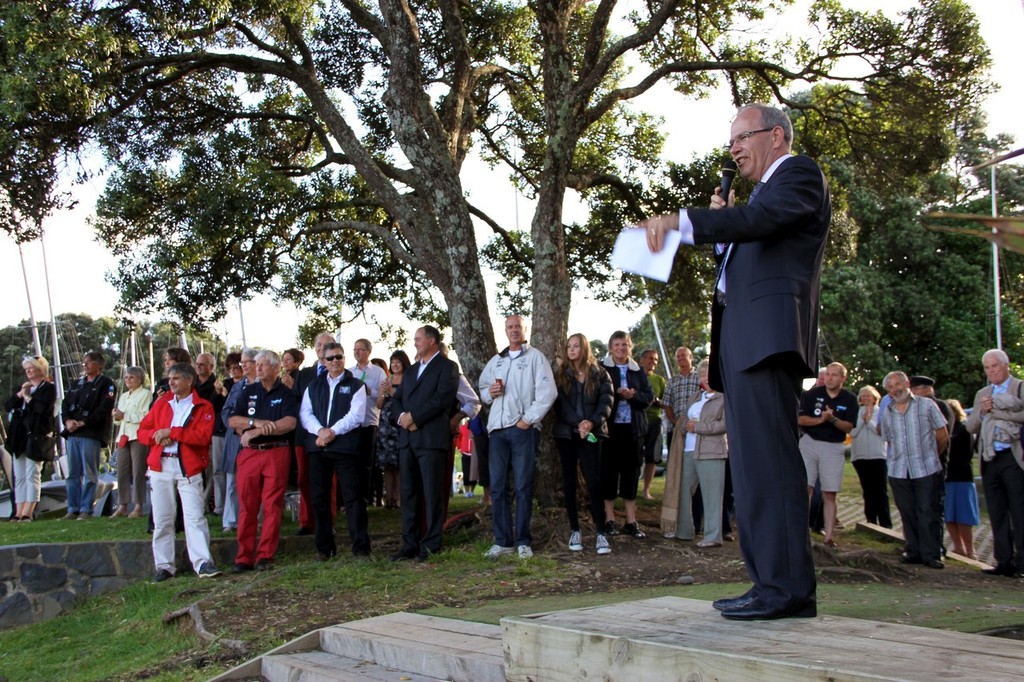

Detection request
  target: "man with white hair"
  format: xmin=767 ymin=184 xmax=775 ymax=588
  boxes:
xmin=227 ymin=350 xmax=299 ymax=571
xmin=880 ymin=371 xmax=948 ymax=569
xmin=965 ymin=349 xmax=1024 ymax=578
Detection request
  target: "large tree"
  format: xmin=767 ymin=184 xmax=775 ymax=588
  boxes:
xmin=2 ymin=0 xmax=993 ymax=501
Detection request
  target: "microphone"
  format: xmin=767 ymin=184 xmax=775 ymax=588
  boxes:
xmin=720 ymin=159 xmax=738 ymax=200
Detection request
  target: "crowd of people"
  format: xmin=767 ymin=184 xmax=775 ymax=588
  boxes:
xmin=3 ymin=105 xmax=1022 ymax=620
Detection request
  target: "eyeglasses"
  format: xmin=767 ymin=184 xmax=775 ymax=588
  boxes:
xmin=324 ymin=354 xmax=345 ymax=362
xmin=724 ymin=127 xmax=775 ymax=149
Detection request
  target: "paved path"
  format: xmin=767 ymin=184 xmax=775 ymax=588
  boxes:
xmin=835 ymin=482 xmax=993 ymax=566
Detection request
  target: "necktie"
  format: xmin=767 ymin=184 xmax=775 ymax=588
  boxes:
xmin=716 ymin=182 xmax=766 ymax=305
xmin=317 ymin=364 xmax=326 ymax=377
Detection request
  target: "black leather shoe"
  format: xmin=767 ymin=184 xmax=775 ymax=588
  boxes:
xmin=316 ymin=551 xmax=336 ymax=562
xmin=352 ymin=548 xmax=371 ymax=558
xmin=983 ymin=563 xmax=1014 ymax=576
xmin=296 ymin=526 xmax=314 ymax=536
xmin=255 ymin=558 xmax=274 ymax=571
xmin=923 ymin=559 xmax=945 ymax=569
xmin=721 ymin=597 xmax=816 ymax=620
xmin=712 ymin=589 xmax=757 ymax=611
xmin=1012 ymin=568 xmax=1024 ymax=579
xmin=232 ymin=563 xmax=254 ymax=573
xmin=900 ymin=553 xmax=923 ymax=565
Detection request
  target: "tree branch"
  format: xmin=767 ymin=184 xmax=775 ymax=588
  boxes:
xmin=466 ymin=202 xmax=531 ymax=268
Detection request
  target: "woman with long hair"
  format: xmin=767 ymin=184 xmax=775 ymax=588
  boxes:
xmin=553 ymin=333 xmax=615 ymax=554
xmin=376 ymin=350 xmax=411 ymax=508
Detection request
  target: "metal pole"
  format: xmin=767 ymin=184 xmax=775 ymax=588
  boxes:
xmin=147 ymin=332 xmax=155 ymax=389
xmin=129 ymin=329 xmax=137 ymax=367
xmin=991 ymin=165 xmax=1003 ymax=350
xmin=39 ymin=228 xmax=66 ymax=478
xmin=17 ymin=242 xmax=43 ymax=356
xmin=649 ymin=312 xmax=672 ymax=380
xmin=237 ymin=298 xmax=248 ymax=349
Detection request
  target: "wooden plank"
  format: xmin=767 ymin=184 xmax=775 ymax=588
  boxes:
xmin=262 ymin=650 xmax=445 ymax=682
xmin=504 ymin=597 xmax=1024 ymax=682
xmin=320 ymin=613 xmax=504 ymax=682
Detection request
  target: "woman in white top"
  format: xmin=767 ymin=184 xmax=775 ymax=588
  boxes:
xmin=111 ymin=366 xmax=151 ymax=518
xmin=849 ymin=385 xmax=891 ymax=528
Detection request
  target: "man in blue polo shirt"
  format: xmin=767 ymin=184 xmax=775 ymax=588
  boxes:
xmin=227 ymin=350 xmax=298 ymax=571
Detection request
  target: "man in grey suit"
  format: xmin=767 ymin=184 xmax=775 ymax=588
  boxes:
xmin=391 ymin=325 xmax=460 ymax=562
xmin=643 ymin=103 xmax=829 ymax=620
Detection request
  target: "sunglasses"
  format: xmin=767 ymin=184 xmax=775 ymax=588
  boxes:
xmin=324 ymin=355 xmax=345 ymax=362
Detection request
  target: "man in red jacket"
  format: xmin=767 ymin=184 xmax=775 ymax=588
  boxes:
xmin=139 ymin=363 xmax=221 ymax=582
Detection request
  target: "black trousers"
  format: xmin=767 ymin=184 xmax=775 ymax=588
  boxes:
xmin=982 ymin=451 xmax=1024 ymax=570
xmin=309 ymin=449 xmax=371 ymax=556
xmin=889 ymin=471 xmax=943 ymax=563
xmin=398 ymin=445 xmax=448 ymax=557
xmin=602 ymin=422 xmax=641 ymax=501
xmin=556 ymin=435 xmax=605 ymax=532
xmin=852 ymin=458 xmax=892 ymax=528
xmin=719 ymin=349 xmax=816 ymax=609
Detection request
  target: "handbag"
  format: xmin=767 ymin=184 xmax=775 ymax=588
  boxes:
xmin=25 ymin=432 xmax=56 ymax=462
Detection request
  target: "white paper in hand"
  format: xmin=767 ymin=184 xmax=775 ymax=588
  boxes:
xmin=610 ymin=227 xmax=681 ymax=282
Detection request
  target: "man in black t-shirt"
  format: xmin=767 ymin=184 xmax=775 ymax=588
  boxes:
xmin=797 ymin=362 xmax=859 ymax=547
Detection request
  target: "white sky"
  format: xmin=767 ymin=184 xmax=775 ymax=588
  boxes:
xmin=2 ymin=0 xmax=1022 ymax=365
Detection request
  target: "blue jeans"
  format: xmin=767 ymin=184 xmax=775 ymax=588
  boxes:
xmin=489 ymin=426 xmax=538 ymax=547
xmin=66 ymin=437 xmax=101 ymax=515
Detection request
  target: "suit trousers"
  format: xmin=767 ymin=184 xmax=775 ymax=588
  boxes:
xmin=309 ymin=449 xmax=370 ymax=556
xmin=150 ymin=457 xmax=214 ymax=574
xmin=235 ymin=445 xmax=290 ymax=565
xmin=718 ymin=344 xmax=816 ymax=609
xmin=982 ymin=451 xmax=1024 ymax=570
xmin=398 ymin=444 xmax=449 ymax=556
xmin=889 ymin=471 xmax=943 ymax=562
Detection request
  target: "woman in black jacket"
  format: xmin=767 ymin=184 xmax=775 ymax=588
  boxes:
xmin=553 ymin=334 xmax=615 ymax=555
xmin=600 ymin=330 xmax=654 ymax=538
xmin=4 ymin=356 xmax=56 ymax=521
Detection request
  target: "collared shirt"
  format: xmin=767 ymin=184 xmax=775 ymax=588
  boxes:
xmin=299 ymin=372 xmax=367 ymax=437
xmin=417 ymin=351 xmax=440 ymax=379
xmin=990 ymin=376 xmax=1012 ymax=451
xmin=666 ymin=372 xmax=701 ymax=421
xmin=455 ymin=375 xmax=481 ymax=420
xmin=348 ymin=361 xmax=387 ymax=426
xmin=163 ymin=393 xmax=195 ymax=455
xmin=881 ymin=394 xmax=946 ymax=479
xmin=232 ymin=379 xmax=299 ymax=445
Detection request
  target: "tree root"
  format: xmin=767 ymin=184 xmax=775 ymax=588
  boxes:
xmin=164 ymin=603 xmax=248 ymax=653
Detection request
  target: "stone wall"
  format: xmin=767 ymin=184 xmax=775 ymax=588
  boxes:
xmin=0 ymin=536 xmax=313 ymax=629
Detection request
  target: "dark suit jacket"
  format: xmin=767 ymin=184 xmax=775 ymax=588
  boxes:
xmin=690 ymin=154 xmax=830 ymax=391
xmin=294 ymin=364 xmax=322 ymax=402
xmin=393 ymin=354 xmax=459 ymax=451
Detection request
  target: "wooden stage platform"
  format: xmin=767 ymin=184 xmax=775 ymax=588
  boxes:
xmin=215 ymin=596 xmax=1024 ymax=681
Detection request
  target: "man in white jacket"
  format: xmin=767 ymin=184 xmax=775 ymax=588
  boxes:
xmin=478 ymin=315 xmax=557 ymax=559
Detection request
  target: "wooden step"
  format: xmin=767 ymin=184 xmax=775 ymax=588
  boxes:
xmin=318 ymin=612 xmax=504 ymax=682
xmin=502 ymin=596 xmax=1024 ymax=681
xmin=261 ymin=649 xmax=449 ymax=681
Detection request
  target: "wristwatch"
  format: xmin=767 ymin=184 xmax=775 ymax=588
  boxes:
xmin=248 ymin=418 xmax=255 ymax=428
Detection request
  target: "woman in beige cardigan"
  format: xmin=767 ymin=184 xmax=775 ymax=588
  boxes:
xmin=660 ymin=359 xmax=728 ymax=546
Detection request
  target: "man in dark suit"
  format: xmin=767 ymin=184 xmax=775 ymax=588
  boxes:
xmin=391 ymin=325 xmax=460 ymax=562
xmin=643 ymin=103 xmax=829 ymax=620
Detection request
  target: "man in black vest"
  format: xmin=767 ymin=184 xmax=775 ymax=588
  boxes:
xmin=298 ymin=342 xmax=370 ymax=559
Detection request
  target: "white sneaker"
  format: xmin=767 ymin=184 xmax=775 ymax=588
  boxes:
xmin=517 ymin=545 xmax=534 ymax=559
xmin=568 ymin=530 xmax=583 ymax=552
xmin=596 ymin=534 xmax=611 ymax=555
xmin=483 ymin=544 xmax=514 ymax=559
